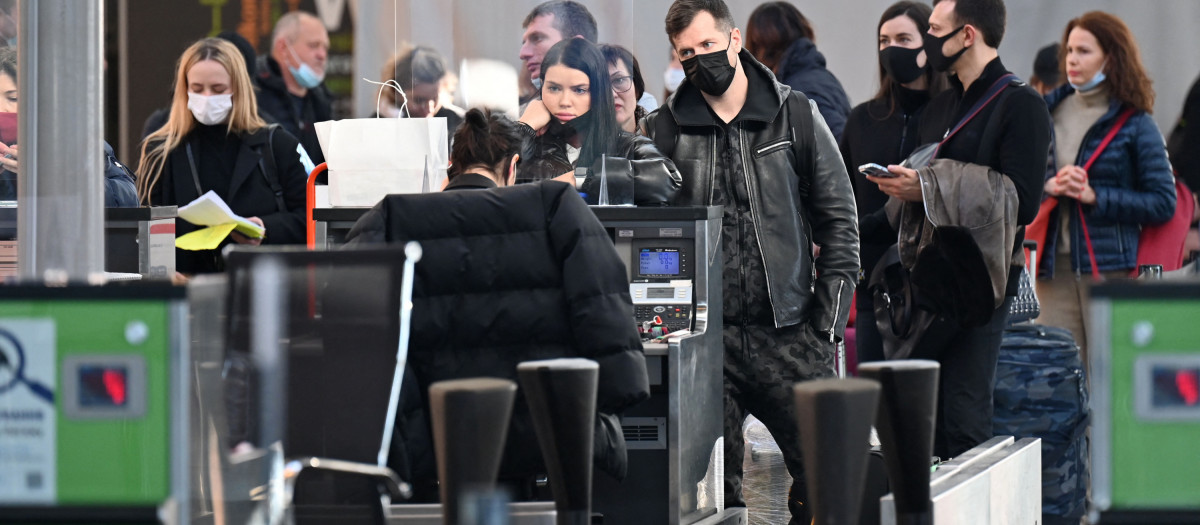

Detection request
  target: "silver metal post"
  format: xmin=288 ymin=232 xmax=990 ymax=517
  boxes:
xmin=17 ymin=0 xmax=106 ymax=281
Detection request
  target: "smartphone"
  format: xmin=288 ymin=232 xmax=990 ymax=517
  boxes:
xmin=859 ymin=163 xmax=898 ymax=178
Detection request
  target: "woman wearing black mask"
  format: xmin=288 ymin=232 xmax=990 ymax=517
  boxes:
xmin=516 ymin=38 xmax=681 ymax=205
xmin=839 ymin=1 xmax=948 ymax=367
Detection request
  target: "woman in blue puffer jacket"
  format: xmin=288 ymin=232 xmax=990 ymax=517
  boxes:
xmin=1038 ymin=11 xmax=1176 ymax=359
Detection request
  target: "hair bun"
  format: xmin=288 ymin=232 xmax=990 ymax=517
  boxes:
xmin=464 ymin=108 xmax=490 ymax=131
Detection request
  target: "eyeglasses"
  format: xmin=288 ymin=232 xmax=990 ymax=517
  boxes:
xmin=611 ymin=75 xmax=634 ymax=93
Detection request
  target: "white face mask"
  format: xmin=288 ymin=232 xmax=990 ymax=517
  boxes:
xmin=187 ymin=92 xmax=233 ymax=126
xmin=663 ymin=68 xmax=685 ymax=93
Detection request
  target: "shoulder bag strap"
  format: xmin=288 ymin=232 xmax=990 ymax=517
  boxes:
xmin=185 ymin=140 xmax=203 ymax=195
xmin=1076 ymin=107 xmax=1137 ymax=280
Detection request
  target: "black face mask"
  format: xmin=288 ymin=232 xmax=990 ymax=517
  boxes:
xmin=545 ymin=109 xmax=594 ymax=142
xmin=923 ymin=25 xmax=967 ymax=73
xmin=680 ymin=33 xmax=737 ymax=96
xmin=563 ymin=109 xmax=594 ymax=133
xmin=880 ymin=46 xmax=927 ymax=85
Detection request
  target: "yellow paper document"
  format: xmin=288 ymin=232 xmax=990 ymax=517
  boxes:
xmin=175 ymin=223 xmax=238 ymax=251
xmin=178 ymin=191 xmax=265 ymax=239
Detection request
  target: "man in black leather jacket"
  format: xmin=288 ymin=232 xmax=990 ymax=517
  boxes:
xmin=644 ymin=1 xmax=858 ymax=523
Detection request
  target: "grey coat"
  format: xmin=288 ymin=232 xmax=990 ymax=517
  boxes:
xmin=892 ymin=159 xmax=1020 ymax=318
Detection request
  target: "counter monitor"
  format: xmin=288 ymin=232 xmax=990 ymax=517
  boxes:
xmin=639 ymin=248 xmax=680 ymax=277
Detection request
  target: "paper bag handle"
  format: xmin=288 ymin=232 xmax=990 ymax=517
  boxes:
xmin=364 ymin=78 xmax=409 ymax=118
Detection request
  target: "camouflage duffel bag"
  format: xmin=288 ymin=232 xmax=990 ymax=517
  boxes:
xmin=993 ymin=324 xmax=1089 ymax=525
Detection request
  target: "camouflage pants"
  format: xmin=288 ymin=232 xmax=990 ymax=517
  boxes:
xmin=723 ymin=322 xmax=837 ymax=525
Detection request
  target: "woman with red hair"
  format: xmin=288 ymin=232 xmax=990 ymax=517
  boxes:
xmin=1037 ymin=11 xmax=1176 ymax=358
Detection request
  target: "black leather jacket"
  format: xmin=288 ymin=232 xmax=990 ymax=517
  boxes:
xmin=644 ymin=50 xmax=858 ymax=337
xmin=519 ymin=126 xmax=682 ymax=206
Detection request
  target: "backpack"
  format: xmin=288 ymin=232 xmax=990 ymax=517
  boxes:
xmin=255 ymin=124 xmax=286 ymax=212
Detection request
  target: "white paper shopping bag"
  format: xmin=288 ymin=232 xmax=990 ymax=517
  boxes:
xmin=315 ymin=117 xmax=448 ymax=207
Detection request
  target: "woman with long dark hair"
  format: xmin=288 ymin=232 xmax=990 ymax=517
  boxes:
xmin=838 ymin=1 xmax=947 ymax=366
xmin=745 ymin=1 xmax=851 ymax=139
xmin=1037 ymin=11 xmax=1176 ymax=358
xmin=517 ymin=38 xmax=680 ymax=205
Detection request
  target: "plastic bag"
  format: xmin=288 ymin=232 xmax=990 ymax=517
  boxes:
xmin=742 ymin=415 xmax=790 ymax=524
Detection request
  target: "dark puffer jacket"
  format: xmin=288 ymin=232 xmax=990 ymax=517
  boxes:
xmin=1041 ymin=84 xmax=1177 ymax=275
xmin=775 ymin=38 xmax=852 ymax=140
xmin=344 ymin=180 xmax=650 ymax=489
xmin=518 ymin=125 xmax=682 ymax=206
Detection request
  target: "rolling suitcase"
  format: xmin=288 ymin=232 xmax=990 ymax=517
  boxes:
xmin=993 ymin=323 xmax=1090 ymax=525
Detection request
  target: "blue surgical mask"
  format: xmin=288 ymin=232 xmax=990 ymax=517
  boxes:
xmin=285 ymin=42 xmax=325 ymax=89
xmin=1070 ymin=64 xmax=1107 ymax=92
xmin=663 ymin=68 xmax=685 ymax=93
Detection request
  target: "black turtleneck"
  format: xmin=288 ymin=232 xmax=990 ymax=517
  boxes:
xmin=839 ymin=83 xmax=932 ymax=291
xmin=190 ymin=123 xmax=241 ymax=201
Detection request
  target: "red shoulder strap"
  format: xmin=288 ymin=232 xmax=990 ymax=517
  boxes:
xmin=1082 ymin=108 xmax=1136 ymax=172
xmin=1078 ymin=107 xmax=1137 ymax=280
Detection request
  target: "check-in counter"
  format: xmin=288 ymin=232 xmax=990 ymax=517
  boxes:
xmin=0 ymin=206 xmax=15 ymax=279
xmin=312 ymin=207 xmax=366 ymax=249
xmin=587 ymin=206 xmax=741 ymax=524
xmin=104 ymin=207 xmax=177 ymax=278
xmin=0 ymin=205 xmax=15 ymax=240
xmin=314 ymin=204 xmax=738 ymax=523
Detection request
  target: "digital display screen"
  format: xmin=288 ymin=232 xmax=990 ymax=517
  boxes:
xmin=647 ymin=287 xmax=675 ymax=299
xmin=78 ymin=365 xmax=129 ymax=407
xmin=639 ymin=249 xmax=680 ymax=275
xmin=1152 ymin=366 xmax=1200 ymax=408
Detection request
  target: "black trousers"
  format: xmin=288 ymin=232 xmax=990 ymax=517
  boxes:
xmin=722 ymin=322 xmax=837 ymax=525
xmin=911 ymin=297 xmax=1013 ymax=459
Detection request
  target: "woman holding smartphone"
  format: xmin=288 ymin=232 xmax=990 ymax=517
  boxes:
xmin=838 ymin=1 xmax=947 ymax=365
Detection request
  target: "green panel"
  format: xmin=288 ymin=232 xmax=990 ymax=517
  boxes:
xmin=0 ymin=300 xmax=172 ymax=505
xmin=1108 ymin=299 xmax=1200 ymax=508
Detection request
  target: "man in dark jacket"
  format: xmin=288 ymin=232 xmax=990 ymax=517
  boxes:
xmin=344 ymin=179 xmax=649 ymax=499
xmin=644 ymin=2 xmax=858 ymax=523
xmin=258 ymin=11 xmax=331 ymax=166
xmin=870 ymin=0 xmax=1052 ymax=460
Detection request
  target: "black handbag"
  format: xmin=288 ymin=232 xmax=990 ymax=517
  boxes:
xmin=869 ymin=245 xmax=938 ymax=360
